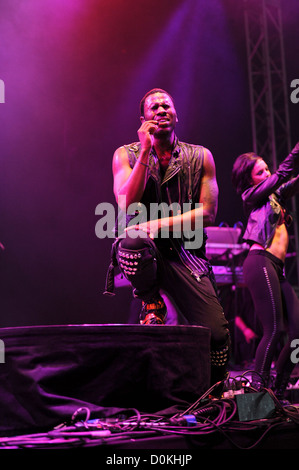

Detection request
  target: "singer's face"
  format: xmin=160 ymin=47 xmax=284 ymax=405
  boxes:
xmin=142 ymin=92 xmax=178 ymax=133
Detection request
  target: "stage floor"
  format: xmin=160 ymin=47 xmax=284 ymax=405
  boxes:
xmin=1 ymin=364 xmax=299 ymax=452
xmin=1 ymin=324 xmax=298 ymax=452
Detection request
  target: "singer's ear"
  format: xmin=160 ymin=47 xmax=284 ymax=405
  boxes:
xmin=140 ymin=115 xmax=145 ymax=123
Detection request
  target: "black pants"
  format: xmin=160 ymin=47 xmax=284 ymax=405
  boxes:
xmin=243 ymin=250 xmax=299 ymax=377
xmin=116 ymin=232 xmax=230 ymax=385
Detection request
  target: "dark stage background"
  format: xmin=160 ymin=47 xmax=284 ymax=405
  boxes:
xmin=0 ymin=0 xmax=298 ymax=327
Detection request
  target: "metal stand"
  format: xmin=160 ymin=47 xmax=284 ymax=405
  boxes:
xmin=243 ymin=0 xmax=299 ymax=288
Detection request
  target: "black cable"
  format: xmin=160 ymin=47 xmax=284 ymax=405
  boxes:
xmin=1 ymin=386 xmax=298 ymax=449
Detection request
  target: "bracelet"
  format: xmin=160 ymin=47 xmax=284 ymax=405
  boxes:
xmin=137 ymin=160 xmax=149 ymax=168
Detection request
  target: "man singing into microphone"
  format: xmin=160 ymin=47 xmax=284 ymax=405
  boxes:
xmin=105 ymin=88 xmax=230 ymax=388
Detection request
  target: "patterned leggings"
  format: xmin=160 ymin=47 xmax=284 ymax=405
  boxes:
xmin=243 ymin=250 xmax=299 ymax=377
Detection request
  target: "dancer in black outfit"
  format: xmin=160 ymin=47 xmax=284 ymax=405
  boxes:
xmin=232 ymin=142 xmax=299 ymax=402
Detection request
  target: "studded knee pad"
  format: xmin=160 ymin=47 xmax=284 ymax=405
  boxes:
xmin=117 ymin=248 xmax=141 ymax=277
xmin=210 ymin=345 xmax=229 ymax=367
xmin=117 ymin=245 xmax=157 ymax=279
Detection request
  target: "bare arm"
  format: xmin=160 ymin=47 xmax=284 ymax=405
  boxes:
xmin=198 ymin=147 xmax=219 ymax=226
xmin=112 ymin=145 xmax=149 ymax=211
xmin=112 ymin=120 xmax=158 ymax=211
xmin=235 ymin=316 xmax=257 ymax=343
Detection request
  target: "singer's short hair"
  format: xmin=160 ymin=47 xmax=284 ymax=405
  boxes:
xmin=140 ymin=88 xmax=175 ymax=117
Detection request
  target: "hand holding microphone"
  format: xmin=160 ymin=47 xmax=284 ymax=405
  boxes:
xmin=137 ymin=120 xmax=158 ymax=151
